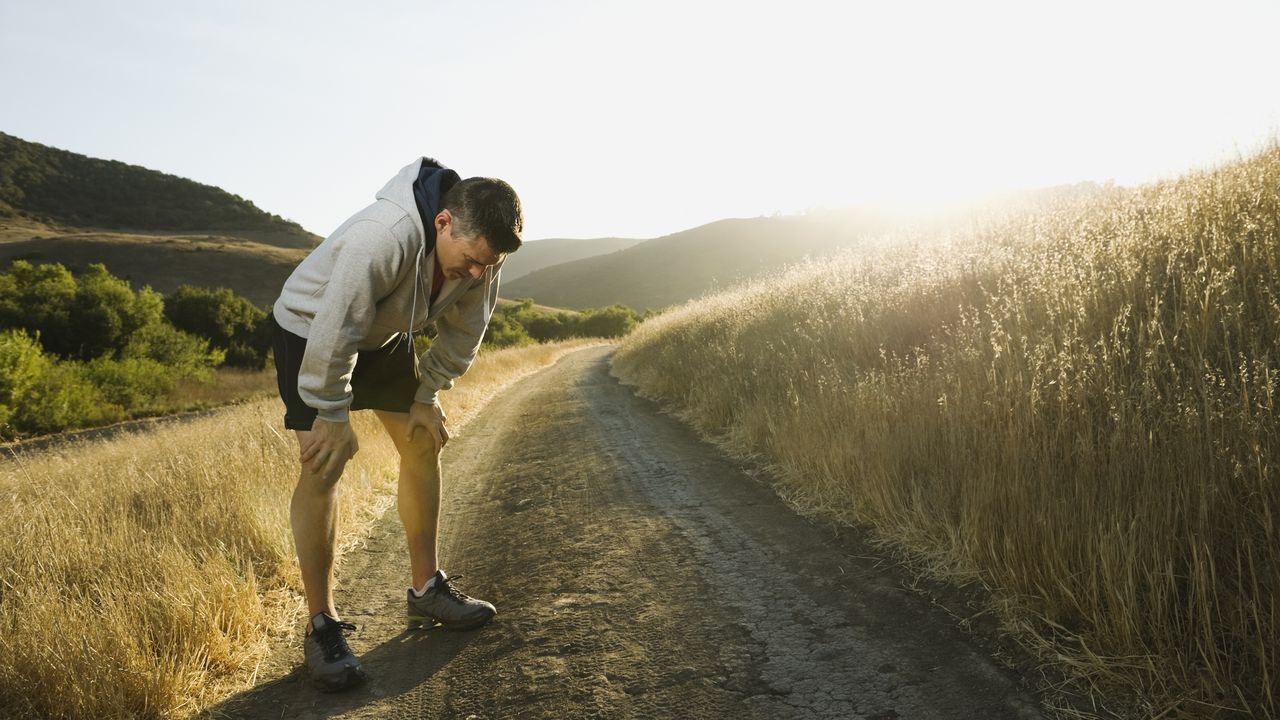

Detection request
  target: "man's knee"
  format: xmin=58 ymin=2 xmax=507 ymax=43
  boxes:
xmin=298 ymin=456 xmax=350 ymax=492
xmin=400 ymin=434 xmax=441 ymax=468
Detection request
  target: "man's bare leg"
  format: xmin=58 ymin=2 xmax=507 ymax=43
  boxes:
xmin=375 ymin=407 xmax=495 ymax=629
xmin=291 ymin=428 xmax=349 ymax=621
xmin=374 ymin=409 xmax=441 ymax=590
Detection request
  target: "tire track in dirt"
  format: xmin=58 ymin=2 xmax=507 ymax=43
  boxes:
xmin=206 ymin=346 xmax=1045 ymax=720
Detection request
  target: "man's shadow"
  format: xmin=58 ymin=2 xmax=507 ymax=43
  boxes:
xmin=200 ymin=623 xmax=481 ymax=720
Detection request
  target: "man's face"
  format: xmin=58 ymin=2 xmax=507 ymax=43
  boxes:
xmin=434 ymin=210 xmax=504 ymax=281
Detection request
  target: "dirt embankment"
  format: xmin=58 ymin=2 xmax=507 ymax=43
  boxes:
xmin=206 ymin=346 xmax=1047 ymax=720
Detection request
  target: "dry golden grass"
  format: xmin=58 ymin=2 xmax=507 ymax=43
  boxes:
xmin=166 ymin=367 xmax=278 ymax=410
xmin=614 ymin=146 xmax=1280 ymax=718
xmin=0 ymin=338 xmax=601 ymax=719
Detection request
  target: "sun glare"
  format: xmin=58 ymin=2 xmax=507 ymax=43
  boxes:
xmin=473 ymin=0 xmax=1278 ymax=237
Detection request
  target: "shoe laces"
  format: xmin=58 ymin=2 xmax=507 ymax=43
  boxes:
xmin=311 ymin=619 xmax=357 ymax=663
xmin=437 ymin=574 xmax=474 ymax=603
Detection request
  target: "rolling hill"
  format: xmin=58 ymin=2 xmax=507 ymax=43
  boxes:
xmin=499 ymin=184 xmax=1110 ymax=312
xmin=0 ymin=132 xmax=316 ymax=248
xmin=0 ymin=132 xmax=320 ymax=306
xmin=501 ymin=237 xmax=645 ymax=281
xmin=500 ymin=214 xmax=889 ymax=311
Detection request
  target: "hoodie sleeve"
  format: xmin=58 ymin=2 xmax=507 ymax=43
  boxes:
xmin=414 ymin=263 xmax=502 ymax=409
xmin=298 ymin=220 xmax=406 ymax=423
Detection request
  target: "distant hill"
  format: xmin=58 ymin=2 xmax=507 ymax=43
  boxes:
xmin=500 ymin=215 xmax=890 ymax=311
xmin=500 ymin=183 xmax=1114 ymax=312
xmin=501 ymin=237 xmax=645 ymax=281
xmin=0 ymin=132 xmax=318 ymax=249
xmin=0 ymin=218 xmax=306 ymax=307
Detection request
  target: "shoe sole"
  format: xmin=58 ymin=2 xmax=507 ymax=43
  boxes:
xmin=407 ymin=609 xmax=495 ymax=631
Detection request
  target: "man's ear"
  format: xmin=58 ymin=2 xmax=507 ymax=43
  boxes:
xmin=435 ymin=209 xmax=452 ymax=232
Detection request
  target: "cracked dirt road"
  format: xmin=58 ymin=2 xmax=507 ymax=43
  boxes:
xmin=208 ymin=345 xmax=1046 ymax=720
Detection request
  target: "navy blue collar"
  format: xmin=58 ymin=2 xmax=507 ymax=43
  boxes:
xmin=411 ymin=158 xmax=461 ymax=256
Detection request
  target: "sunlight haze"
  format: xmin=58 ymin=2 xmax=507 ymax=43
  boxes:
xmin=2 ymin=0 xmax=1277 ymax=240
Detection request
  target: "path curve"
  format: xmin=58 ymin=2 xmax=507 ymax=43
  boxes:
xmin=207 ymin=346 xmax=1045 ymax=720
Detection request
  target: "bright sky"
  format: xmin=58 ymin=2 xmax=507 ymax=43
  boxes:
xmin=2 ymin=1 xmax=1278 ymax=241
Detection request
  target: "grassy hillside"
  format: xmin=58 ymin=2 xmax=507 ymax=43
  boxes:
xmin=0 ymin=218 xmax=306 ymax=308
xmin=0 ymin=132 xmax=317 ymax=249
xmin=502 ymin=215 xmax=893 ymax=311
xmin=500 ymin=236 xmax=644 ymax=281
xmin=499 ymin=189 xmax=1104 ymax=312
xmin=614 ymin=146 xmax=1280 ymax=717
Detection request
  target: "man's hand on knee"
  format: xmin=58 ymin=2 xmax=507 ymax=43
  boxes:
xmin=406 ymin=401 xmax=449 ymax=454
xmin=299 ymin=419 xmax=360 ymax=477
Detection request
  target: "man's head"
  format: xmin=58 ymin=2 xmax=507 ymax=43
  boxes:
xmin=434 ymin=177 xmax=523 ymax=281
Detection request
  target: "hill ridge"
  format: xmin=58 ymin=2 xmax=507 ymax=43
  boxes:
xmin=0 ymin=131 xmax=317 ymax=249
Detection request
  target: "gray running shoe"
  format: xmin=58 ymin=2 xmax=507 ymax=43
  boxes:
xmin=303 ymin=612 xmax=366 ymax=692
xmin=406 ymin=570 xmax=496 ymax=630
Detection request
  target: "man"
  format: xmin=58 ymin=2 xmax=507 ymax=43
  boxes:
xmin=268 ymin=157 xmax=522 ymax=691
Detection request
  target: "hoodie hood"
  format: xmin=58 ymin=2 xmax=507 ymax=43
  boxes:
xmin=375 ymin=157 xmax=461 ymax=255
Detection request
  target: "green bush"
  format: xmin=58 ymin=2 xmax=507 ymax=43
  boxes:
xmin=0 ymin=263 xmax=245 ymax=437
xmin=0 ymin=261 xmax=165 ymax=360
xmin=482 ymin=312 xmax=533 ymax=348
xmin=0 ymin=261 xmax=76 ymax=353
xmin=490 ymin=299 xmax=640 ymax=343
xmin=164 ymin=285 xmax=269 ymax=368
xmin=123 ymin=322 xmax=223 ymax=382
xmin=0 ymin=330 xmax=121 ymax=437
xmin=579 ymin=304 xmax=637 ymax=338
xmin=69 ymin=264 xmax=165 ymax=360
xmin=83 ymin=357 xmax=180 ymax=411
xmin=0 ymin=329 xmax=47 ymax=406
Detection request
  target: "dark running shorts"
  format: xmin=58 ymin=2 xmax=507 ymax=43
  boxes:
xmin=269 ymin=311 xmax=421 ymax=431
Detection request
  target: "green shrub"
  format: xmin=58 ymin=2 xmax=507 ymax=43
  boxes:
xmin=164 ymin=285 xmax=269 ymax=368
xmin=579 ymin=304 xmax=637 ymax=338
xmin=492 ymin=299 xmax=640 ymax=343
xmin=122 ymin=323 xmax=223 ymax=382
xmin=0 ymin=261 xmax=166 ymax=360
xmin=83 ymin=357 xmax=179 ymax=411
xmin=0 ymin=330 xmax=121 ymax=437
xmin=68 ymin=264 xmax=165 ymax=360
xmin=0 ymin=261 xmax=76 ymax=353
xmin=0 ymin=265 xmax=232 ymax=437
xmin=0 ymin=328 xmax=48 ymax=407
xmin=482 ymin=313 xmax=533 ymax=348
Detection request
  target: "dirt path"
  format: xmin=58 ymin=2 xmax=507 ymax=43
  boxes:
xmin=207 ymin=346 xmax=1046 ymax=720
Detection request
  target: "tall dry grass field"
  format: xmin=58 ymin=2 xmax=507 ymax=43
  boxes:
xmin=614 ymin=147 xmax=1280 ymax=718
xmin=0 ymin=338 xmax=601 ymax=719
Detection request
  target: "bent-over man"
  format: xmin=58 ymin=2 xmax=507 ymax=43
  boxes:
xmin=268 ymin=156 xmax=522 ymax=691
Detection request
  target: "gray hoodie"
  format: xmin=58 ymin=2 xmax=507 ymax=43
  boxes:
xmin=272 ymin=158 xmax=501 ymax=423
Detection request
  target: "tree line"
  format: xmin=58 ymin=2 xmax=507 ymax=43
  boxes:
xmin=0 ymin=260 xmax=639 ymax=439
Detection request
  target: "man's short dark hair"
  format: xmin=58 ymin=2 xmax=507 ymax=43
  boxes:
xmin=441 ymin=177 xmax=523 ymax=254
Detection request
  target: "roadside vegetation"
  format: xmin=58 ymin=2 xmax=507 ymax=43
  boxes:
xmin=614 ymin=145 xmax=1280 ymax=718
xmin=0 ymin=337 xmax=604 ymax=719
xmin=0 ymin=258 xmax=634 ymax=440
xmin=483 ymin=298 xmax=638 ymax=347
xmin=0 ymin=262 xmax=277 ymax=439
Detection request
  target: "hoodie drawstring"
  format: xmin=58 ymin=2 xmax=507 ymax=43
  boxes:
xmin=406 ymin=242 xmax=425 ymax=355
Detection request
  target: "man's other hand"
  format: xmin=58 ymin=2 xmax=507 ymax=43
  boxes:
xmin=406 ymin=401 xmax=449 ymax=453
xmin=299 ymin=419 xmax=360 ymax=478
